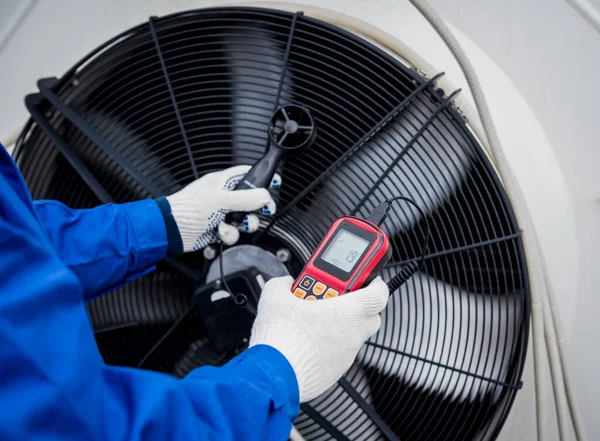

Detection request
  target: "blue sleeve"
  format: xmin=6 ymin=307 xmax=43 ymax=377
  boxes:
xmin=0 ymin=199 xmax=299 ymax=441
xmin=103 ymin=345 xmax=299 ymax=441
xmin=33 ymin=199 xmax=168 ymax=300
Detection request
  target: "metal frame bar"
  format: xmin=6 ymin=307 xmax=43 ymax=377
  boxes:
xmin=136 ymin=304 xmax=196 ymax=368
xmin=27 ymin=89 xmax=202 ymax=281
xmin=338 ymin=377 xmax=401 ymax=441
xmin=148 ymin=16 xmax=199 ymax=180
xmin=350 ymin=89 xmax=461 ymax=215
xmin=37 ymin=77 xmax=163 ymax=197
xmin=272 ymin=11 xmax=300 ymax=111
xmin=364 ymin=341 xmax=523 ymax=390
xmin=25 ymin=94 xmax=112 ymax=202
xmin=385 ymin=231 xmax=523 ymax=269
xmin=300 ymin=404 xmax=351 ymax=441
xmin=94 ymin=322 xmax=138 ymax=336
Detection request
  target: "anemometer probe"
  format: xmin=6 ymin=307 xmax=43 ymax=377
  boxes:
xmin=226 ymin=105 xmax=317 ymax=224
xmin=220 ymin=104 xmax=429 ymax=305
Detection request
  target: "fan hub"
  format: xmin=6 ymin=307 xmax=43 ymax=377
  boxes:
xmin=196 ymin=244 xmax=294 ymax=353
xmin=205 ymin=245 xmax=290 ymax=284
xmin=284 ymin=120 xmax=298 ymax=133
xmin=195 ymin=268 xmax=263 ymax=352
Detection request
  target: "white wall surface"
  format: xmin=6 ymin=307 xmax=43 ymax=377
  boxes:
xmin=0 ymin=0 xmax=597 ymax=438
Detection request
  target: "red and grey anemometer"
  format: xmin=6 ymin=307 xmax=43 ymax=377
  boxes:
xmin=292 ymin=216 xmax=392 ymax=299
xmin=292 ymin=197 xmax=430 ymax=300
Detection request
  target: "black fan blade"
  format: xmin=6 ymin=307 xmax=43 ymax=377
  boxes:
xmin=362 ymin=271 xmax=522 ymax=403
xmin=300 ymin=364 xmax=385 ymax=441
xmin=286 ymin=95 xmax=469 ymax=248
xmin=224 ymin=27 xmax=293 ymax=164
xmin=87 ymin=271 xmax=194 ymax=330
xmin=73 ymin=110 xmax=177 ymax=201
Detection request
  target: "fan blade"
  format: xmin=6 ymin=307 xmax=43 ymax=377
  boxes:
xmin=62 ymin=110 xmax=177 ymax=201
xmin=298 ymin=364 xmax=383 ymax=441
xmin=360 ymin=272 xmax=522 ymax=403
xmin=87 ymin=271 xmax=194 ymax=330
xmin=224 ymin=26 xmax=293 ymax=163
xmin=288 ymin=95 xmax=469 ymax=246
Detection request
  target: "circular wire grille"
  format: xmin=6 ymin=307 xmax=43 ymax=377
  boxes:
xmin=14 ymin=7 xmax=529 ymax=441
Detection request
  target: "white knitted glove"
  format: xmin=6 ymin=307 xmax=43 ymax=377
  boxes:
xmin=250 ymin=276 xmax=389 ymax=402
xmin=165 ymin=165 xmax=281 ymax=252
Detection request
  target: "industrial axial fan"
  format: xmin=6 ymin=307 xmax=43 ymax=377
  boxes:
xmin=13 ymin=7 xmax=529 ymax=441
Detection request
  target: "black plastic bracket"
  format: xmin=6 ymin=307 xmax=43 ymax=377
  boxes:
xmin=195 ymin=268 xmax=262 ymax=352
xmin=36 ymin=77 xmax=162 ymax=197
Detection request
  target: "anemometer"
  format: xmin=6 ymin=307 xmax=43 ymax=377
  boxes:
xmin=290 ymin=196 xmax=429 ymax=299
xmin=291 ymin=216 xmax=391 ymax=299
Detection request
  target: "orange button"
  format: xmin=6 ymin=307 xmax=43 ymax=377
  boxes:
xmin=305 ymin=295 xmax=317 ymax=301
xmin=324 ymin=288 xmax=339 ymax=299
xmin=293 ymin=288 xmax=307 ymax=299
xmin=313 ymin=282 xmax=327 ymax=295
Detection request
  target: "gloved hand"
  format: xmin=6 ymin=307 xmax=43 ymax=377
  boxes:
xmin=160 ymin=165 xmax=281 ymax=253
xmin=249 ymin=276 xmax=389 ymax=402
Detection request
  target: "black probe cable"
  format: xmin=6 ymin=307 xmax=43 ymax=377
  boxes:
xmin=367 ymin=196 xmax=430 ymax=294
xmin=218 ymin=241 xmax=257 ymax=316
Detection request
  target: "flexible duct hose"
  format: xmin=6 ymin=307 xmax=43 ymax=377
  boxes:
xmin=406 ymin=1 xmax=588 ymax=440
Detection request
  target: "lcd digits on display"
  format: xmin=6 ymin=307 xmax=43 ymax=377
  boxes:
xmin=321 ymin=229 xmax=370 ymax=272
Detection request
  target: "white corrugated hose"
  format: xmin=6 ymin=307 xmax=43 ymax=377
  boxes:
xmin=2 ymin=128 xmax=20 ymax=155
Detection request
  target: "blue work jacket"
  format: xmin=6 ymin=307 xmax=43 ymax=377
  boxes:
xmin=0 ymin=143 xmax=299 ymax=440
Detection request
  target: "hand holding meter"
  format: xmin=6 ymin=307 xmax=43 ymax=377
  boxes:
xmin=292 ymin=216 xmax=392 ymax=300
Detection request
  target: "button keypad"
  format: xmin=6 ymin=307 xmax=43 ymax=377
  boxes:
xmin=297 ymin=274 xmax=341 ymax=300
xmin=293 ymin=288 xmax=307 ymax=299
xmin=324 ymin=288 xmax=339 ymax=299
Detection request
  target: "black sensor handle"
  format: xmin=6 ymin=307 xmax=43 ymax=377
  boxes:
xmin=227 ymin=147 xmax=284 ymax=224
xmin=235 ymin=147 xmax=284 ymax=191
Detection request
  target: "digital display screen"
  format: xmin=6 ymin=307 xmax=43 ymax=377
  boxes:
xmin=321 ymin=229 xmax=370 ymax=272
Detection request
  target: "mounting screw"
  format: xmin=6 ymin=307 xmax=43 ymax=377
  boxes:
xmin=276 ymin=248 xmax=291 ymax=263
xmin=203 ymin=245 xmax=217 ymax=260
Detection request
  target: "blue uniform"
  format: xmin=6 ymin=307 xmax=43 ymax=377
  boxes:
xmin=0 ymin=144 xmax=299 ymax=440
